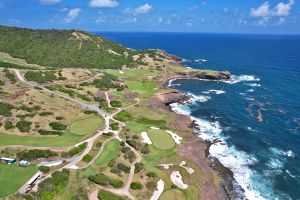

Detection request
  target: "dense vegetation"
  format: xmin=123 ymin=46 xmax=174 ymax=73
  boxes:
xmin=88 ymin=173 xmax=124 ymax=188
xmin=0 ymin=102 xmax=14 ymax=117
xmin=17 ymin=149 xmax=58 ymax=161
xmin=0 ymin=25 xmax=140 ymax=68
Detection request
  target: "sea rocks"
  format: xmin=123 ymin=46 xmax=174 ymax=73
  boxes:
xmin=177 ymin=70 xmax=231 ymax=80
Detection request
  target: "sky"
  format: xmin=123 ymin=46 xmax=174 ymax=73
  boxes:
xmin=0 ymin=0 xmax=300 ymax=34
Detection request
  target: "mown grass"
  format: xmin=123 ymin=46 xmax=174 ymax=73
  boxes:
xmin=127 ymin=80 xmax=158 ymax=99
xmin=148 ymin=129 xmax=175 ymax=150
xmin=159 ymin=189 xmax=186 ymax=200
xmin=96 ymin=139 xmax=120 ymax=165
xmin=0 ymin=164 xmax=38 ymax=198
xmin=69 ymin=116 xmax=105 ymax=136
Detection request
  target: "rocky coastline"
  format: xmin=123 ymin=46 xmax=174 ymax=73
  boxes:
xmin=154 ymin=69 xmax=247 ymax=200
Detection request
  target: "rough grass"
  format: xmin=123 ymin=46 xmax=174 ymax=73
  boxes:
xmin=96 ymin=139 xmax=120 ymax=165
xmin=69 ymin=116 xmax=105 ymax=136
xmin=159 ymin=189 xmax=186 ymax=200
xmin=148 ymin=129 xmax=175 ymax=150
xmin=0 ymin=164 xmax=38 ymax=198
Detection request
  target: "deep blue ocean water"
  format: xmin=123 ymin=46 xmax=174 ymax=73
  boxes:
xmin=97 ymin=32 xmax=300 ymax=200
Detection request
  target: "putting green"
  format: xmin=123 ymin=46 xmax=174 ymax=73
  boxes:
xmin=148 ymin=129 xmax=175 ymax=150
xmin=96 ymin=139 xmax=120 ymax=165
xmin=159 ymin=189 xmax=186 ymax=200
xmin=0 ymin=164 xmax=38 ymax=198
xmin=69 ymin=116 xmax=105 ymax=136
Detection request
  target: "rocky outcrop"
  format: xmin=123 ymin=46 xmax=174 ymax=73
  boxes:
xmin=156 ymin=89 xmax=188 ymax=105
xmin=177 ymin=70 xmax=231 ymax=80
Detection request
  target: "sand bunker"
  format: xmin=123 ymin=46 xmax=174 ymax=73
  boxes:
xmin=170 ymin=171 xmax=188 ymax=189
xmin=150 ymin=127 xmax=160 ymax=130
xmin=150 ymin=179 xmax=165 ymax=200
xmin=166 ymin=130 xmax=182 ymax=144
xmin=141 ymin=131 xmax=152 ymax=144
xmin=179 ymin=161 xmax=194 ymax=174
xmin=158 ymin=163 xmax=174 ymax=169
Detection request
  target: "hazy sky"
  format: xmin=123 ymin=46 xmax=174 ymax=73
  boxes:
xmin=1 ymin=0 xmax=300 ymax=34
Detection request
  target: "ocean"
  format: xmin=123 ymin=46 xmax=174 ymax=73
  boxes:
xmin=97 ymin=32 xmax=300 ymax=200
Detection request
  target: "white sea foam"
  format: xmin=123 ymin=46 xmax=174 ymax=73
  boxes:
xmin=285 ymin=150 xmax=295 ymax=158
xmin=167 ymin=79 xmax=181 ymax=87
xmin=194 ymin=58 xmax=207 ymax=63
xmin=246 ymin=83 xmax=262 ymax=87
xmin=170 ymin=102 xmax=268 ymax=200
xmin=286 ymin=170 xmax=296 ymax=178
xmin=222 ymin=75 xmax=260 ymax=84
xmin=186 ymin=92 xmax=211 ymax=103
xmin=202 ymin=90 xmax=226 ymax=95
xmin=247 ymin=89 xmax=255 ymax=93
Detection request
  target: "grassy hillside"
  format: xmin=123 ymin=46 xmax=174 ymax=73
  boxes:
xmin=0 ymin=26 xmax=140 ymax=69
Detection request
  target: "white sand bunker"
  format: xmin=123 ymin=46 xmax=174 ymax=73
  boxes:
xmin=158 ymin=163 xmax=174 ymax=169
xmin=166 ymin=130 xmax=182 ymax=144
xmin=150 ymin=179 xmax=165 ymax=200
xmin=170 ymin=171 xmax=188 ymax=189
xmin=141 ymin=131 xmax=152 ymax=144
xmin=179 ymin=161 xmax=194 ymax=174
xmin=150 ymin=127 xmax=160 ymax=130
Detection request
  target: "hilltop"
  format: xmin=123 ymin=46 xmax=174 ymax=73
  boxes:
xmin=0 ymin=26 xmax=159 ymax=69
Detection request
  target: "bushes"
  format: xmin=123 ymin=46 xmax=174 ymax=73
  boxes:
xmin=0 ymin=102 xmax=14 ymax=117
xmin=110 ymin=163 xmax=130 ymax=175
xmin=3 ymin=69 xmax=17 ymax=83
xmin=89 ymin=173 xmax=124 ymax=188
xmin=146 ymin=181 xmax=157 ymax=190
xmin=110 ymin=101 xmax=122 ymax=108
xmin=82 ymin=154 xmax=93 ymax=162
xmin=24 ymin=71 xmax=60 ymax=83
xmin=67 ymin=143 xmax=87 ymax=157
xmin=39 ymin=111 xmax=53 ymax=116
xmin=38 ymin=169 xmax=70 ymax=200
xmin=55 ymin=116 xmax=64 ymax=120
xmin=146 ymin=172 xmax=157 ymax=178
xmin=98 ymin=190 xmax=124 ymax=200
xmin=16 ymin=120 xmax=32 ymax=132
xmin=49 ymin=122 xmax=67 ymax=131
xmin=134 ymin=162 xmax=144 ymax=173
xmin=114 ymin=111 xmax=133 ymax=122
xmin=38 ymin=129 xmax=64 ymax=135
xmin=4 ymin=121 xmax=14 ymax=130
xmin=130 ymin=182 xmax=143 ymax=190
xmin=110 ymin=123 xmax=119 ymax=131
xmin=39 ymin=166 xmax=51 ymax=173
xmin=0 ymin=80 xmax=4 ymax=86
xmin=17 ymin=149 xmax=58 ymax=161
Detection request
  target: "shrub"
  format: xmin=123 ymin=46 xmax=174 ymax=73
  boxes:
xmin=38 ymin=129 xmax=64 ymax=135
xmin=82 ymin=154 xmax=93 ymax=162
xmin=49 ymin=122 xmax=67 ymax=130
xmin=110 ymin=123 xmax=119 ymax=131
xmin=109 ymin=179 xmax=124 ymax=188
xmin=0 ymin=80 xmax=4 ymax=86
xmin=4 ymin=121 xmax=14 ymax=130
xmin=39 ymin=111 xmax=53 ymax=116
xmin=114 ymin=111 xmax=133 ymax=122
xmin=17 ymin=149 xmax=58 ymax=161
xmin=68 ymin=143 xmax=87 ymax=157
xmin=39 ymin=166 xmax=51 ymax=173
xmin=0 ymin=102 xmax=14 ymax=117
xmin=120 ymin=141 xmax=125 ymax=147
xmin=130 ymin=182 xmax=143 ymax=190
xmin=110 ymin=101 xmax=122 ymax=108
xmin=98 ymin=190 xmax=124 ymax=200
xmin=146 ymin=181 xmax=157 ymax=190
xmin=55 ymin=116 xmax=64 ymax=120
xmin=146 ymin=172 xmax=157 ymax=178
xmin=16 ymin=121 xmax=32 ymax=132
xmin=134 ymin=163 xmax=144 ymax=174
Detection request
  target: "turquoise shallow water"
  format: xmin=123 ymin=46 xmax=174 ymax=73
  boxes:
xmin=97 ymin=32 xmax=300 ymax=199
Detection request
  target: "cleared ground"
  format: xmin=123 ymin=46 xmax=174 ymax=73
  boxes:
xmin=148 ymin=129 xmax=175 ymax=150
xmin=96 ymin=139 xmax=120 ymax=165
xmin=0 ymin=164 xmax=38 ymax=198
xmin=69 ymin=116 xmax=105 ymax=136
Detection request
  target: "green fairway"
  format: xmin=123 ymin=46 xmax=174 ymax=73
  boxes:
xmin=69 ymin=116 xmax=105 ymax=136
xmin=127 ymin=80 xmax=158 ymax=99
xmin=96 ymin=139 xmax=120 ymax=165
xmin=0 ymin=164 xmax=38 ymax=198
xmin=0 ymin=133 xmax=82 ymax=147
xmin=148 ymin=129 xmax=175 ymax=150
xmin=159 ymin=189 xmax=186 ymax=200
